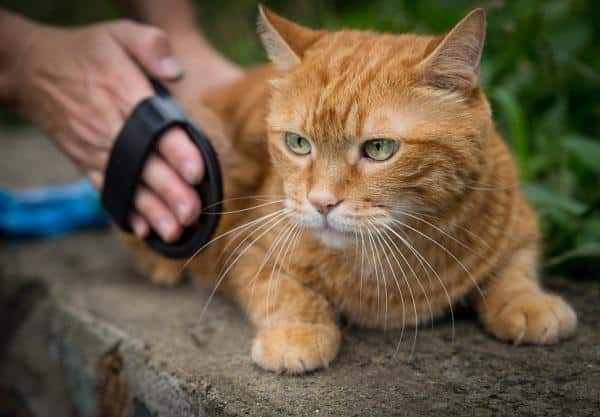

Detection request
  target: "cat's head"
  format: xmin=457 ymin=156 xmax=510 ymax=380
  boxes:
xmin=259 ymin=5 xmax=492 ymax=249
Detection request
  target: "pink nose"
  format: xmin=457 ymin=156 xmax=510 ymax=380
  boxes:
xmin=308 ymin=189 xmax=342 ymax=215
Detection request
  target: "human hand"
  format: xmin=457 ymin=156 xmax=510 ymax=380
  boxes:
xmin=116 ymin=0 xmax=244 ymax=101
xmin=10 ymin=19 xmax=205 ymax=242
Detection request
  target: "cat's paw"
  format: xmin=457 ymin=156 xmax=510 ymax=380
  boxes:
xmin=135 ymin=256 xmax=184 ymax=287
xmin=484 ymin=292 xmax=577 ymax=344
xmin=121 ymin=234 xmax=184 ymax=286
xmin=251 ymin=322 xmax=341 ymax=374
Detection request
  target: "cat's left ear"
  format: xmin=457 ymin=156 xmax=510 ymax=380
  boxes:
xmin=257 ymin=4 xmax=325 ymax=69
xmin=420 ymin=8 xmax=486 ymax=92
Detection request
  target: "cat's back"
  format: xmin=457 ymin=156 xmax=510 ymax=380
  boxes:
xmin=202 ymin=65 xmax=279 ymax=159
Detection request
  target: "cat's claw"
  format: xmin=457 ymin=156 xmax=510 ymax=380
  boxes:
xmin=251 ymin=322 xmax=341 ymax=374
xmin=485 ymin=292 xmax=577 ymax=345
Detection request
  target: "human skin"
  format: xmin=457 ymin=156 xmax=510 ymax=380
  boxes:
xmin=120 ymin=0 xmax=243 ymax=101
xmin=0 ymin=1 xmax=242 ymax=242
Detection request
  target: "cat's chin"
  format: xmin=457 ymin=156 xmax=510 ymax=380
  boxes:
xmin=312 ymin=228 xmax=354 ymax=250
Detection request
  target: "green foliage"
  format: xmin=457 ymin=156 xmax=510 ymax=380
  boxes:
xmin=195 ymin=0 xmax=600 ymax=280
xmin=2 ymin=0 xmax=599 ymax=279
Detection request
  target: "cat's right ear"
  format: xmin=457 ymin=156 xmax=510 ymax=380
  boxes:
xmin=420 ymin=8 xmax=486 ymax=92
xmin=257 ymin=4 xmax=325 ymax=69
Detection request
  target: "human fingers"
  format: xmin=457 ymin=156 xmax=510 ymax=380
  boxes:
xmin=157 ymin=127 xmax=205 ymax=185
xmin=140 ymin=153 xmax=201 ymax=226
xmin=133 ymin=184 xmax=183 ymax=243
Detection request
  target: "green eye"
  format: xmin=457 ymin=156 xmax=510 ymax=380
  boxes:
xmin=362 ymin=139 xmax=397 ymax=161
xmin=284 ymin=132 xmax=311 ymax=155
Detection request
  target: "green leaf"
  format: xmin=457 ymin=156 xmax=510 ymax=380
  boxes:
xmin=563 ymin=135 xmax=600 ymax=173
xmin=547 ymin=23 xmax=592 ymax=62
xmin=492 ymin=88 xmax=530 ymax=180
xmin=538 ymin=99 xmax=567 ymax=138
xmin=522 ymin=183 xmax=587 ymax=216
xmin=545 ymin=243 xmax=600 ymax=267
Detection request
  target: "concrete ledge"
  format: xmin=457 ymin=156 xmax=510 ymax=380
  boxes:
xmin=1 ymin=130 xmax=599 ymax=416
xmin=2 ymin=231 xmax=600 ymax=417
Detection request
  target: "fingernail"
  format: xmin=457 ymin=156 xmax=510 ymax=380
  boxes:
xmin=183 ymin=160 xmax=201 ymax=184
xmin=132 ymin=218 xmax=146 ymax=238
xmin=159 ymin=219 xmax=175 ymax=240
xmin=160 ymin=57 xmax=184 ymax=79
xmin=176 ymin=203 xmax=190 ymax=224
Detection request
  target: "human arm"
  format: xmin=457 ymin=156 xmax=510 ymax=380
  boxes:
xmin=0 ymin=9 xmax=204 ymax=242
xmin=119 ymin=0 xmax=243 ymax=101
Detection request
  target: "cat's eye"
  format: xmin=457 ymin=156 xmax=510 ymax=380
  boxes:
xmin=362 ymin=139 xmax=397 ymax=161
xmin=284 ymin=132 xmax=311 ymax=155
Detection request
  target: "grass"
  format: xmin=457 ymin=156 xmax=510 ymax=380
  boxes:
xmin=2 ymin=0 xmax=598 ymax=280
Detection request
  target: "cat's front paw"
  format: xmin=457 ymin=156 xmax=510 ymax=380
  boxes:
xmin=251 ymin=322 xmax=341 ymax=374
xmin=122 ymin=235 xmax=184 ymax=286
xmin=134 ymin=254 xmax=184 ymax=286
xmin=484 ymin=292 xmax=577 ymax=344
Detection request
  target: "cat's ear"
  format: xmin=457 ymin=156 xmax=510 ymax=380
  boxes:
xmin=257 ymin=4 xmax=325 ymax=69
xmin=421 ymin=8 xmax=486 ymax=92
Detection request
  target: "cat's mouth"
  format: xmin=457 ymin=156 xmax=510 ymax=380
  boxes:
xmin=312 ymin=226 xmax=354 ymax=249
xmin=284 ymin=197 xmax=393 ymax=249
xmin=285 ymin=206 xmax=358 ymax=249
xmin=288 ymin=208 xmax=354 ymax=233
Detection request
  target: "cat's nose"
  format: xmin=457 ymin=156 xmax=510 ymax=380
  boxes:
xmin=308 ymin=189 xmax=343 ymax=215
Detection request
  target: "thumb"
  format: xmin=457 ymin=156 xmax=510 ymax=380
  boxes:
xmin=108 ymin=21 xmax=184 ymax=81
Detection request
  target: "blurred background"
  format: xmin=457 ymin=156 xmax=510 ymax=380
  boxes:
xmin=1 ymin=0 xmax=598 ymax=280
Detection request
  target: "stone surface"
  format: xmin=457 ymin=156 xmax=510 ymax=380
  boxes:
xmin=1 ymin=129 xmax=599 ymax=417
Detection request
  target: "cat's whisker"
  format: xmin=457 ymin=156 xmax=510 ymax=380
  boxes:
xmin=351 ymin=228 xmax=360 ymax=278
xmin=380 ymin=223 xmax=455 ymax=342
xmin=358 ymin=226 xmax=366 ymax=321
xmin=217 ymin=207 xmax=290 ymax=264
xmin=369 ymin=223 xmax=391 ymax=336
xmin=368 ymin=221 xmax=409 ymax=354
xmin=216 ymin=209 xmax=290 ymax=275
xmin=390 ymin=218 xmax=486 ymax=305
xmin=377 ymin=224 xmax=434 ymax=359
xmin=181 ymin=207 xmax=289 ymax=271
xmin=368 ymin=222 xmax=390 ymax=333
xmin=380 ymin=223 xmax=408 ymax=357
xmin=464 ymin=182 xmax=519 ymax=191
xmin=396 ymin=226 xmax=455 ymax=340
xmin=390 ymin=208 xmax=487 ymax=259
xmin=275 ymin=223 xmax=303 ymax=306
xmin=198 ymin=211 xmax=291 ymax=321
xmin=265 ymin=222 xmax=298 ymax=322
xmin=201 ymin=194 xmax=288 ymax=211
xmin=210 ymin=211 xmax=290 ymax=311
xmin=284 ymin=224 xmax=303 ymax=274
xmin=370 ymin=222 xmax=419 ymax=360
xmin=272 ymin=224 xmax=305 ymax=319
xmin=246 ymin=217 xmax=297 ymax=314
xmin=268 ymin=224 xmax=303 ymax=319
xmin=373 ymin=226 xmax=387 ymax=329
xmin=364 ymin=223 xmax=382 ymax=326
xmin=389 ymin=206 xmax=492 ymax=252
xmin=206 ymin=199 xmax=285 ymax=215
xmin=389 ymin=227 xmax=436 ymax=332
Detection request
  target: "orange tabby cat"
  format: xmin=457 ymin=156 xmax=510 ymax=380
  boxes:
xmin=126 ymin=6 xmax=577 ymax=373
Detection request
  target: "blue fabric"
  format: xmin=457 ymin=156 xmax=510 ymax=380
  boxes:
xmin=0 ymin=179 xmax=109 ymax=239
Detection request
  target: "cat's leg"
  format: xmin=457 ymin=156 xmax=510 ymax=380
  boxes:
xmin=474 ymin=245 xmax=576 ymax=344
xmin=120 ymin=234 xmax=185 ymax=286
xmin=230 ymin=258 xmax=340 ymax=373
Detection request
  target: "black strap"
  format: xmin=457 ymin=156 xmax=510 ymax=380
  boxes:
xmin=101 ymin=80 xmax=223 ymax=258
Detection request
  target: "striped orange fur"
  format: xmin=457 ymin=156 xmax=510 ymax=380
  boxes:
xmin=126 ymin=6 xmax=576 ymax=374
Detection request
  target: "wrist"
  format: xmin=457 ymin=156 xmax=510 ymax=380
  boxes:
xmin=168 ymin=33 xmax=243 ymax=99
xmin=0 ymin=11 xmax=43 ymax=106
